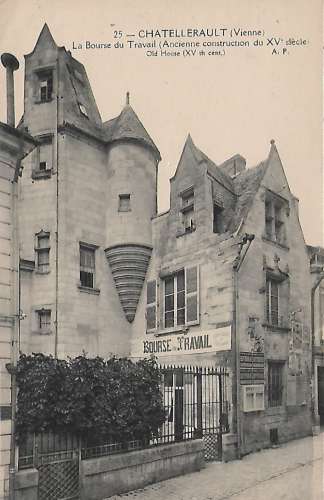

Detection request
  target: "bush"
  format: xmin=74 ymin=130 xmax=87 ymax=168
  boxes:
xmin=16 ymin=353 xmax=165 ymax=444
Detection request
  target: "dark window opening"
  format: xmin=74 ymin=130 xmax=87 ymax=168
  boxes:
xmin=180 ymin=188 xmax=195 ymax=233
xmin=268 ymin=362 xmax=284 ymax=407
xmin=213 ymin=204 xmax=223 ymax=233
xmin=266 ymin=278 xmax=279 ymax=326
xmin=39 ymin=72 xmax=53 ymax=102
xmin=39 ymin=161 xmax=47 ymax=171
xmin=118 ymin=194 xmax=131 ymax=212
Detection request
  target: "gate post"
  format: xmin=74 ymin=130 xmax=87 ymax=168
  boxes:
xmin=196 ymin=368 xmax=203 ymax=438
xmin=218 ymin=372 xmax=223 ymax=458
xmin=174 ymin=369 xmax=184 ymax=441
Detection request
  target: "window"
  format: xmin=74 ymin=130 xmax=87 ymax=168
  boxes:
xmin=180 ymin=187 xmax=195 ymax=233
xmin=264 ymin=193 xmax=288 ymax=245
xmin=35 ymin=231 xmax=50 ymax=273
xmin=213 ymin=204 xmax=223 ymax=233
xmin=268 ymin=361 xmax=284 ymax=407
xmin=33 ymin=135 xmax=53 ymax=179
xmin=80 ymin=244 xmax=95 ymax=288
xmin=38 ymin=71 xmax=53 ymax=102
xmin=38 ymin=309 xmax=51 ymax=333
xmin=242 ymin=385 xmax=265 ymax=412
xmin=266 ymin=278 xmax=279 ymax=326
xmin=161 ymin=266 xmax=199 ymax=329
xmin=164 ymin=270 xmax=185 ymax=328
xmin=118 ymin=194 xmax=131 ymax=212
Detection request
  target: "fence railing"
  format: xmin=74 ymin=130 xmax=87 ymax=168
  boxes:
xmin=18 ymin=364 xmax=229 ymax=468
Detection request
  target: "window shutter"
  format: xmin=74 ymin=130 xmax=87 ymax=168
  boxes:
xmin=185 ymin=266 xmax=199 ymax=325
xmin=146 ymin=280 xmax=157 ymax=331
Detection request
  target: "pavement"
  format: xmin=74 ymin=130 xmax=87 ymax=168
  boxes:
xmin=109 ymin=433 xmax=324 ymax=500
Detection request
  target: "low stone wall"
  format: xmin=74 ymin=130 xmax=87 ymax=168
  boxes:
xmin=14 ymin=468 xmax=38 ymax=500
xmin=80 ymin=439 xmax=205 ymax=499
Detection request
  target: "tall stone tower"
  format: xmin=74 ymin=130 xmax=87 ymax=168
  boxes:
xmin=18 ymin=25 xmax=160 ymax=357
xmin=104 ymin=101 xmax=160 ymax=322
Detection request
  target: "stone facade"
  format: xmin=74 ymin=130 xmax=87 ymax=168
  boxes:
xmin=1 ymin=23 xmax=315 ymax=474
xmin=307 ymin=245 xmax=324 ymax=431
xmin=0 ymin=122 xmax=35 ymax=499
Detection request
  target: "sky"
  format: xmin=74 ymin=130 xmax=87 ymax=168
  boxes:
xmin=0 ymin=0 xmax=322 ymax=245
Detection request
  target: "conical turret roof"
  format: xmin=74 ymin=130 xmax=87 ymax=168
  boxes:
xmin=103 ymin=105 xmax=160 ymax=159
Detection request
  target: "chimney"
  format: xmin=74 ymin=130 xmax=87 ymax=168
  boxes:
xmin=1 ymin=53 xmax=19 ymax=127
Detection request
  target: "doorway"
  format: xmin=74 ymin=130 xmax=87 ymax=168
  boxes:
xmin=317 ymin=367 xmax=324 ymax=426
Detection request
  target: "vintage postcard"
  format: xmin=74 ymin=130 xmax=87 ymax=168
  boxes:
xmin=0 ymin=1 xmax=322 ymax=499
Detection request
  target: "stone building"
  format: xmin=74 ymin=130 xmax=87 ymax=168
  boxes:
xmin=0 ymin=55 xmax=36 ymax=500
xmin=307 ymin=245 xmax=324 ymax=430
xmin=1 ymin=22 xmax=314 ymax=477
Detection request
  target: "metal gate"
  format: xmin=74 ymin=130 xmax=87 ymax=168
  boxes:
xmin=19 ymin=432 xmax=80 ymax=500
xmin=160 ymin=365 xmax=229 ymax=461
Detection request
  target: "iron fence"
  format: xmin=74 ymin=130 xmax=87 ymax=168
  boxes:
xmin=18 ymin=364 xmax=229 ymax=469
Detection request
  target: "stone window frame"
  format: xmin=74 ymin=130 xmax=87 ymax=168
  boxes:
xmin=267 ymin=360 xmax=286 ymax=408
xmin=34 ymin=67 xmax=54 ymax=104
xmin=32 ymin=133 xmax=54 ymax=180
xmin=78 ymin=242 xmax=100 ymax=295
xmin=153 ymin=265 xmax=200 ymax=334
xmin=179 ymin=186 xmax=196 ymax=234
xmin=263 ymin=189 xmax=289 ymax=248
xmin=118 ymin=193 xmax=131 ymax=212
xmin=262 ymin=265 xmax=290 ymax=332
xmin=35 ymin=230 xmax=50 ymax=274
xmin=32 ymin=305 xmax=53 ymax=335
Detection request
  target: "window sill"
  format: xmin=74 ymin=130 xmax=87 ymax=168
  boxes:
xmin=78 ymin=285 xmax=100 ymax=295
xmin=262 ymin=323 xmax=290 ymax=333
xmin=154 ymin=326 xmax=190 ymax=336
xmin=261 ymin=236 xmax=289 ymax=251
xmin=35 ymin=270 xmax=51 ymax=275
xmin=176 ymin=228 xmax=196 ymax=238
xmin=32 ymin=330 xmax=52 ymax=336
xmin=32 ymin=170 xmax=52 ymax=180
xmin=34 ymin=98 xmax=54 ymax=105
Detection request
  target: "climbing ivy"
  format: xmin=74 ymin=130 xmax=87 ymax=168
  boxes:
xmin=16 ymin=353 xmax=165 ymax=444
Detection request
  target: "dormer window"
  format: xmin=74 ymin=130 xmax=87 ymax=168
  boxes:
xmin=264 ymin=192 xmax=288 ymax=246
xmin=180 ymin=187 xmax=195 ymax=233
xmin=213 ymin=203 xmax=224 ymax=233
xmin=38 ymin=70 xmax=53 ymax=102
xmin=78 ymin=102 xmax=88 ymax=118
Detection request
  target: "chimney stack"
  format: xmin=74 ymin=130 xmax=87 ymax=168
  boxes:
xmin=1 ymin=53 xmax=19 ymax=127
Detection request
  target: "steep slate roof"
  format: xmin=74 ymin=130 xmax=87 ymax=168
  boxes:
xmin=228 ymin=160 xmax=269 ymax=232
xmin=177 ymin=135 xmax=270 ymax=234
xmin=178 ymin=135 xmax=235 ymax=193
xmin=103 ymin=105 xmax=160 ymax=159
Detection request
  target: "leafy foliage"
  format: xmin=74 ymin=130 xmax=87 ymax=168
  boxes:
xmin=16 ymin=353 xmax=165 ymax=444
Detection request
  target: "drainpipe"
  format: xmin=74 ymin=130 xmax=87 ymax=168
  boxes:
xmin=232 ymin=233 xmax=254 ymax=458
xmin=311 ymin=271 xmax=324 ymax=427
xmin=54 ymin=56 xmax=60 ymax=358
xmin=1 ymin=51 xmax=20 ymax=500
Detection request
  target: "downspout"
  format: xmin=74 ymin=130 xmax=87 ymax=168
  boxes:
xmin=54 ymin=56 xmax=60 ymax=358
xmin=232 ymin=233 xmax=254 ymax=458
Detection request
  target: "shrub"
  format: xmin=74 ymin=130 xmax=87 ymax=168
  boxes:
xmin=16 ymin=353 xmax=165 ymax=444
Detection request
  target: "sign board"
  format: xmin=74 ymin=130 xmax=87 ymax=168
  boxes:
xmin=139 ymin=326 xmax=231 ymax=357
xmin=240 ymin=352 xmax=265 ymax=385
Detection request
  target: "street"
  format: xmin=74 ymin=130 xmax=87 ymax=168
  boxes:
xmin=110 ymin=433 xmax=323 ymax=500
